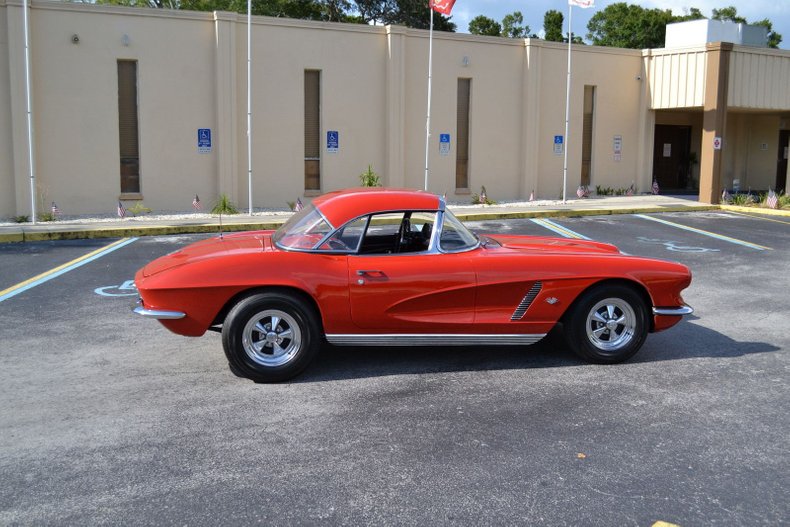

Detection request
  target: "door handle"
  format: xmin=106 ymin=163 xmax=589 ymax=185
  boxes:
xmin=356 ymin=269 xmax=383 ymax=276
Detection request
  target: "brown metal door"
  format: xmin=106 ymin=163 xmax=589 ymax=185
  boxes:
xmin=778 ymin=131 xmax=789 ymax=192
xmin=653 ymin=125 xmax=691 ymax=191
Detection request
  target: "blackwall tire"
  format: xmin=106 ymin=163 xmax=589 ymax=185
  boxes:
xmin=565 ymin=284 xmax=648 ymax=364
xmin=222 ymin=292 xmax=320 ymax=382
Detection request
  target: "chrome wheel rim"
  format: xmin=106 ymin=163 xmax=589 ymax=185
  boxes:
xmin=242 ymin=309 xmax=302 ymax=367
xmin=585 ymin=298 xmax=636 ymax=352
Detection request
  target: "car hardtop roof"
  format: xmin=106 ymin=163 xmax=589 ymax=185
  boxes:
xmin=313 ymin=188 xmax=442 ymax=227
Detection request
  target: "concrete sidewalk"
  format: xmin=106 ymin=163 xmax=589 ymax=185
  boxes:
xmin=0 ymin=194 xmax=754 ymax=243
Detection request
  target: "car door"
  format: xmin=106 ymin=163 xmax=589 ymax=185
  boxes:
xmin=346 ymin=212 xmax=476 ymax=331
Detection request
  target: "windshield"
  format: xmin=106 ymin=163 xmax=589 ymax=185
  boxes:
xmin=439 ymin=209 xmax=479 ymax=252
xmin=273 ymin=204 xmax=334 ymax=250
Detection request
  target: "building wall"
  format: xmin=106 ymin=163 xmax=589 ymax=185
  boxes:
xmin=1 ymin=1 xmax=789 ymax=218
xmin=725 ymin=113 xmax=781 ymax=190
xmin=729 ymin=48 xmax=790 ymax=110
xmin=646 ymin=47 xmax=707 ymax=110
xmin=0 ymin=2 xmax=15 ymax=217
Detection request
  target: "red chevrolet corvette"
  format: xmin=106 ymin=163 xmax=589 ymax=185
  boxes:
xmin=134 ymin=188 xmax=692 ymax=382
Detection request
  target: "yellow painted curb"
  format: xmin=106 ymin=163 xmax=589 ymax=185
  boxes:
xmin=720 ymin=204 xmax=790 ymax=217
xmin=0 ymin=232 xmax=24 ymax=243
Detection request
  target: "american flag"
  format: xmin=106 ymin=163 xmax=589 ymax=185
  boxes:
xmin=626 ymin=183 xmax=635 ymax=196
xmin=480 ymin=186 xmax=487 ymax=204
xmin=192 ymin=194 xmax=202 ymax=211
xmin=294 ymin=198 xmax=304 ymax=211
xmin=722 ymin=188 xmax=731 ymax=202
xmin=576 ymin=186 xmax=585 ymax=199
xmin=766 ymin=189 xmax=778 ymax=209
xmin=51 ymin=201 xmax=60 ymax=216
xmin=529 ymin=190 xmax=534 ymax=202
xmin=117 ymin=201 xmax=127 ymax=218
xmin=652 ymin=180 xmax=660 ymax=195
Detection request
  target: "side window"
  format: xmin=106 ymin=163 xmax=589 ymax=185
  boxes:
xmin=357 ymin=212 xmax=437 ymax=255
xmin=358 ymin=213 xmax=403 ymax=254
xmin=318 ymin=216 xmax=368 ymax=252
xmin=439 ymin=211 xmax=478 ymax=252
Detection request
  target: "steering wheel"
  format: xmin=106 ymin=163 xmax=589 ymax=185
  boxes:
xmin=325 ymin=238 xmax=350 ymax=251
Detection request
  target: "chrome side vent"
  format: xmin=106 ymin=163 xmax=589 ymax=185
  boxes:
xmin=511 ymin=281 xmax=542 ymax=321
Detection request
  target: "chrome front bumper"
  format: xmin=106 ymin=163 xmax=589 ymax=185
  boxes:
xmin=652 ymin=306 xmax=694 ymax=316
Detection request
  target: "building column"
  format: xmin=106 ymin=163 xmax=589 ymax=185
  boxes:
xmin=385 ymin=25 xmax=406 ymax=188
xmin=520 ymin=40 xmax=540 ymax=199
xmin=6 ymin=0 xmax=31 ymax=216
xmin=698 ymin=42 xmax=732 ymax=204
xmin=213 ymin=11 xmax=238 ymax=203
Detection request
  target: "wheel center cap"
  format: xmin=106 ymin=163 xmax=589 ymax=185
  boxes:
xmin=265 ymin=331 xmax=278 ymax=344
xmin=605 ymin=320 xmax=618 ymax=331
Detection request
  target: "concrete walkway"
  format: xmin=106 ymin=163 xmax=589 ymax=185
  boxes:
xmin=1 ymin=194 xmax=782 ymax=243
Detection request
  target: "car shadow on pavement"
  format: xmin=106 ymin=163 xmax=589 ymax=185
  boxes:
xmin=295 ymin=318 xmax=780 ymax=383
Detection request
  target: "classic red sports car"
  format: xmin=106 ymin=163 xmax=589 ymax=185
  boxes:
xmin=134 ymin=188 xmax=692 ymax=382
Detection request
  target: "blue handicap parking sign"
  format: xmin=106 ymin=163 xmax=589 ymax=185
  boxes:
xmin=554 ymin=135 xmax=563 ymax=144
xmin=198 ymin=128 xmax=211 ymax=153
xmin=327 ymin=131 xmax=339 ymax=153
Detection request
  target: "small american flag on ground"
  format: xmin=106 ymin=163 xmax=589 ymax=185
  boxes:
xmin=294 ymin=198 xmax=304 ymax=211
xmin=51 ymin=202 xmax=60 ymax=216
xmin=529 ymin=190 xmax=534 ymax=202
xmin=652 ymin=180 xmax=660 ymax=195
xmin=626 ymin=183 xmax=635 ymax=196
xmin=117 ymin=201 xmax=127 ymax=218
xmin=192 ymin=194 xmax=202 ymax=211
xmin=722 ymin=188 xmax=731 ymax=202
xmin=480 ymin=186 xmax=487 ymax=203
xmin=766 ymin=189 xmax=778 ymax=209
xmin=576 ymin=186 xmax=585 ymax=199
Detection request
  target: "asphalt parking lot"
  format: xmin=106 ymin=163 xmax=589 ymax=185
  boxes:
xmin=1 ymin=211 xmax=788 ymax=525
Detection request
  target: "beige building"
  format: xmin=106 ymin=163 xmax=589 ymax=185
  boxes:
xmin=1 ymin=0 xmax=789 ymax=218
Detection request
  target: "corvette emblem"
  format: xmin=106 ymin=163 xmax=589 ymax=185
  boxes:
xmin=546 ymin=297 xmax=559 ymax=305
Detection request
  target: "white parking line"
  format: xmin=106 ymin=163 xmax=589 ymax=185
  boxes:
xmin=0 ymin=238 xmax=139 ymax=303
xmin=530 ymin=218 xmax=591 ymax=240
xmin=634 ymin=214 xmax=770 ymax=251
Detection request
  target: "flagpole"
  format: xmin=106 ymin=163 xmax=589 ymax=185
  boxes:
xmin=423 ymin=7 xmax=434 ymax=192
xmin=246 ymin=0 xmax=253 ymax=215
xmin=23 ymin=0 xmax=37 ymax=224
xmin=562 ymin=3 xmax=573 ymax=203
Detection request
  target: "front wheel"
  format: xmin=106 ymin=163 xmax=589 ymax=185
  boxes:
xmin=222 ymin=292 xmax=321 ymax=382
xmin=564 ymin=284 xmax=648 ymax=364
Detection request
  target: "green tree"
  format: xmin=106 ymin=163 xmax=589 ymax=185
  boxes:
xmin=468 ymin=15 xmax=501 ymax=37
xmin=501 ymin=11 xmax=529 ymax=39
xmin=543 ymin=9 xmax=564 ymax=42
xmin=586 ymin=2 xmax=675 ymax=49
xmin=675 ymin=7 xmax=705 ymax=22
xmin=752 ymin=19 xmax=783 ymax=48
xmin=711 ymin=6 xmax=746 ymax=24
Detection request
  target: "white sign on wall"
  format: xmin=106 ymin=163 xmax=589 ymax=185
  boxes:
xmin=713 ymin=137 xmax=722 ymax=150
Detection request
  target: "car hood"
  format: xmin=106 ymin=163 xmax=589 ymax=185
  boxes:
xmin=141 ymin=231 xmax=273 ymax=277
xmin=484 ymin=234 xmax=621 ymax=255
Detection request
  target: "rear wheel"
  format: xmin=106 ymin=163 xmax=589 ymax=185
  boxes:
xmin=222 ymin=292 xmax=320 ymax=382
xmin=564 ymin=284 xmax=648 ymax=364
